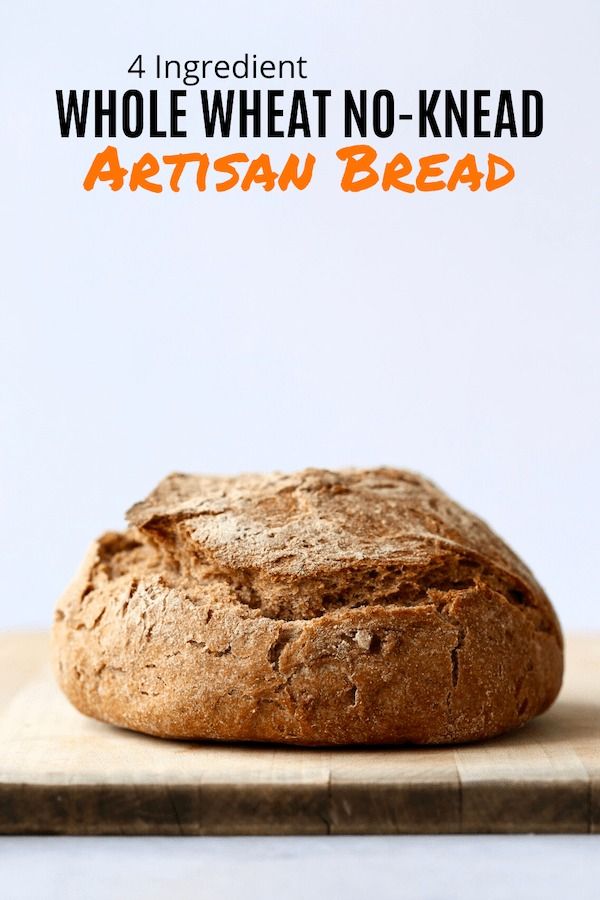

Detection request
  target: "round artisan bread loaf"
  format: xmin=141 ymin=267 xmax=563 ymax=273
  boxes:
xmin=52 ymin=467 xmax=563 ymax=745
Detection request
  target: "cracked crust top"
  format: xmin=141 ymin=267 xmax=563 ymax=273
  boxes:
xmin=52 ymin=467 xmax=563 ymax=745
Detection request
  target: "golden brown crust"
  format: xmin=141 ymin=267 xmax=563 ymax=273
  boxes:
xmin=52 ymin=468 xmax=563 ymax=745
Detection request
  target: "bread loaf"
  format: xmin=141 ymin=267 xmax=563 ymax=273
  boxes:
xmin=52 ymin=467 xmax=563 ymax=744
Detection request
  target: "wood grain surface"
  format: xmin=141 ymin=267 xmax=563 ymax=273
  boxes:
xmin=0 ymin=633 xmax=598 ymax=835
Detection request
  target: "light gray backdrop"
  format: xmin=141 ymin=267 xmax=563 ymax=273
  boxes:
xmin=1 ymin=0 xmax=598 ymax=629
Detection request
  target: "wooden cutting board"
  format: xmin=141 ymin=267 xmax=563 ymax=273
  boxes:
xmin=0 ymin=632 xmax=598 ymax=835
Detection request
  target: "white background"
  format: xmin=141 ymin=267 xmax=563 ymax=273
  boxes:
xmin=2 ymin=835 xmax=600 ymax=900
xmin=0 ymin=1 xmax=598 ymax=631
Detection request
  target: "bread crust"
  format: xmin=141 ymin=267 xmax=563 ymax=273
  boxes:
xmin=52 ymin=468 xmax=563 ymax=745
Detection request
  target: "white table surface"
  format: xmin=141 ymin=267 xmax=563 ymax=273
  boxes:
xmin=2 ymin=835 xmax=599 ymax=900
